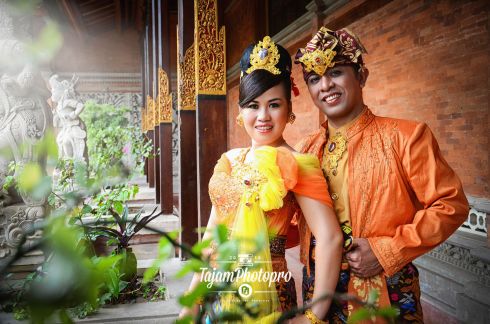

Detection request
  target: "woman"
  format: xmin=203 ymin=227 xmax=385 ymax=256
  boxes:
xmin=180 ymin=36 xmax=343 ymax=323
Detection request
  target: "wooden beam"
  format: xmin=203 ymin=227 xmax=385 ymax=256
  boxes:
xmin=58 ymin=0 xmax=84 ymax=38
xmin=177 ymin=0 xmax=198 ymax=250
xmin=114 ymin=0 xmax=122 ymax=32
xmin=154 ymin=124 xmax=161 ymax=204
xmin=195 ymin=0 xmax=227 ymax=232
xmin=80 ymin=3 xmax=114 ymax=16
xmin=157 ymin=0 xmax=174 ymax=215
xmin=84 ymin=13 xmax=115 ymax=26
xmin=151 ymin=0 xmax=159 ymax=196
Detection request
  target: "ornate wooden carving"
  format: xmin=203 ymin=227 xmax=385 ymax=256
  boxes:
xmin=194 ymin=0 xmax=226 ymax=95
xmin=158 ymin=67 xmax=172 ymax=123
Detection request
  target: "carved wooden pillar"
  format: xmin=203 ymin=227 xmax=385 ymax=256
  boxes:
xmin=194 ymin=0 xmax=226 ymax=230
xmin=151 ymin=0 xmax=160 ymax=198
xmin=157 ymin=0 xmax=173 ymax=214
xmin=142 ymin=25 xmax=149 ymax=180
xmin=177 ymin=0 xmax=198 ymax=248
xmin=146 ymin=1 xmax=155 ymax=189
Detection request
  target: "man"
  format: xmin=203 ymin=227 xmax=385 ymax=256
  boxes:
xmin=293 ymin=27 xmax=469 ymax=323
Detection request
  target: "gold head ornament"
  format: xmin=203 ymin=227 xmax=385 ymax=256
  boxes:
xmin=246 ymin=36 xmax=281 ymax=75
xmin=297 ymin=47 xmax=337 ymax=76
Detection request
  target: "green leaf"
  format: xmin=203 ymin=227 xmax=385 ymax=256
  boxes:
xmin=217 ymin=240 xmax=238 ymax=269
xmin=25 ymin=19 xmax=63 ymax=64
xmin=175 ymin=316 xmax=193 ymax=324
xmin=17 ymin=163 xmax=43 ymax=192
xmin=214 ymin=224 xmax=228 ymax=244
xmin=142 ymin=237 xmax=174 ymax=283
xmin=216 ymin=311 xmax=243 ymax=321
xmin=58 ymin=308 xmax=74 ymax=324
xmin=81 ymin=204 xmax=93 ymax=214
xmin=142 ymin=263 xmax=159 ymax=284
xmin=367 ymin=289 xmax=380 ymax=305
xmin=348 ymin=307 xmax=373 ymax=323
xmin=178 ymin=282 xmax=209 ymax=307
xmin=191 ymin=238 xmax=212 ymax=256
xmin=174 ymin=259 xmax=206 ymax=279
xmin=113 ymin=201 xmax=124 ymax=215
xmin=131 ymin=185 xmax=139 ymax=197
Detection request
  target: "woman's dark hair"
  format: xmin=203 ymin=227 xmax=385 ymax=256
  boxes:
xmin=238 ymin=42 xmax=292 ymax=107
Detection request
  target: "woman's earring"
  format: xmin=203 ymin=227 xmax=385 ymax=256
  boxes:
xmin=288 ymin=112 xmax=296 ymax=124
xmin=236 ymin=113 xmax=244 ymax=127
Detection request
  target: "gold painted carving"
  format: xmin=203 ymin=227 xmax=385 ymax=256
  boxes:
xmin=147 ymin=95 xmax=155 ymax=130
xmin=141 ymin=107 xmax=147 ymax=132
xmin=179 ymin=43 xmax=196 ymax=110
xmin=194 ymin=0 xmax=226 ymax=95
xmin=158 ymin=67 xmax=172 ymax=123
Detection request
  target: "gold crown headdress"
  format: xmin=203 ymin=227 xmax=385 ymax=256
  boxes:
xmin=295 ymin=27 xmax=367 ymax=77
xmin=245 ymin=36 xmax=281 ymax=75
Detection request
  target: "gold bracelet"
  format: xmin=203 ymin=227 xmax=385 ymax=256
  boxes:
xmin=305 ymin=309 xmax=328 ymax=324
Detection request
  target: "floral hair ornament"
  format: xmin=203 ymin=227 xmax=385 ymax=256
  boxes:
xmin=246 ymin=36 xmax=281 ymax=75
xmin=290 ymin=76 xmax=300 ymax=97
xmin=295 ymin=27 xmax=367 ymax=79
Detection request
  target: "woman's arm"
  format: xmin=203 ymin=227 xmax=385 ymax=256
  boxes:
xmin=295 ymin=194 xmax=343 ymax=320
xmin=178 ymin=206 xmax=219 ymax=318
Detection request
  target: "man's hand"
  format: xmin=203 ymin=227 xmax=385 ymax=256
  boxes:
xmin=345 ymin=238 xmax=383 ymax=278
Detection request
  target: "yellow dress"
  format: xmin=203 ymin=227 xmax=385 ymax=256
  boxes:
xmin=208 ymin=146 xmax=332 ymax=322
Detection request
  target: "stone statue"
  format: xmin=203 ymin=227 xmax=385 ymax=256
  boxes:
xmin=49 ymin=74 xmax=87 ymax=162
xmin=0 ymin=0 xmax=52 ymax=262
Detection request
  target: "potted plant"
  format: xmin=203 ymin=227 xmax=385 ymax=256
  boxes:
xmin=83 ymin=204 xmax=162 ymax=282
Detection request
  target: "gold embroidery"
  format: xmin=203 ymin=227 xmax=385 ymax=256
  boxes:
xmin=351 ymin=118 xmax=398 ymax=236
xmin=230 ymin=149 xmax=268 ymax=205
xmin=322 ymin=131 xmax=347 ymax=178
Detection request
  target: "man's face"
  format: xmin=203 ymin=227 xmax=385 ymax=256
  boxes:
xmin=306 ymin=64 xmax=368 ymax=128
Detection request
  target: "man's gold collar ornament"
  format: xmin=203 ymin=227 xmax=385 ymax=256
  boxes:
xmin=323 ymin=131 xmax=347 ymax=177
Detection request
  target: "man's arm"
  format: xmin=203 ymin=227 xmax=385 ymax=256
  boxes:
xmin=368 ymin=123 xmax=469 ymax=276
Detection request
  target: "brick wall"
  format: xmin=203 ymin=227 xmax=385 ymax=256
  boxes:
xmin=226 ymin=0 xmax=489 ymax=198
xmin=351 ymin=0 xmax=489 ymax=198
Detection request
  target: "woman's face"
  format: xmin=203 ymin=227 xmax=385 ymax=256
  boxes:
xmin=240 ymin=83 xmax=290 ymax=148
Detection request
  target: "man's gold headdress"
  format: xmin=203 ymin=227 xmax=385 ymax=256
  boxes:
xmin=295 ymin=27 xmax=367 ymax=79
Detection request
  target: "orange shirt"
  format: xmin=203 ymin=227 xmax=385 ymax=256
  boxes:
xmin=295 ymin=108 xmax=469 ymax=276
